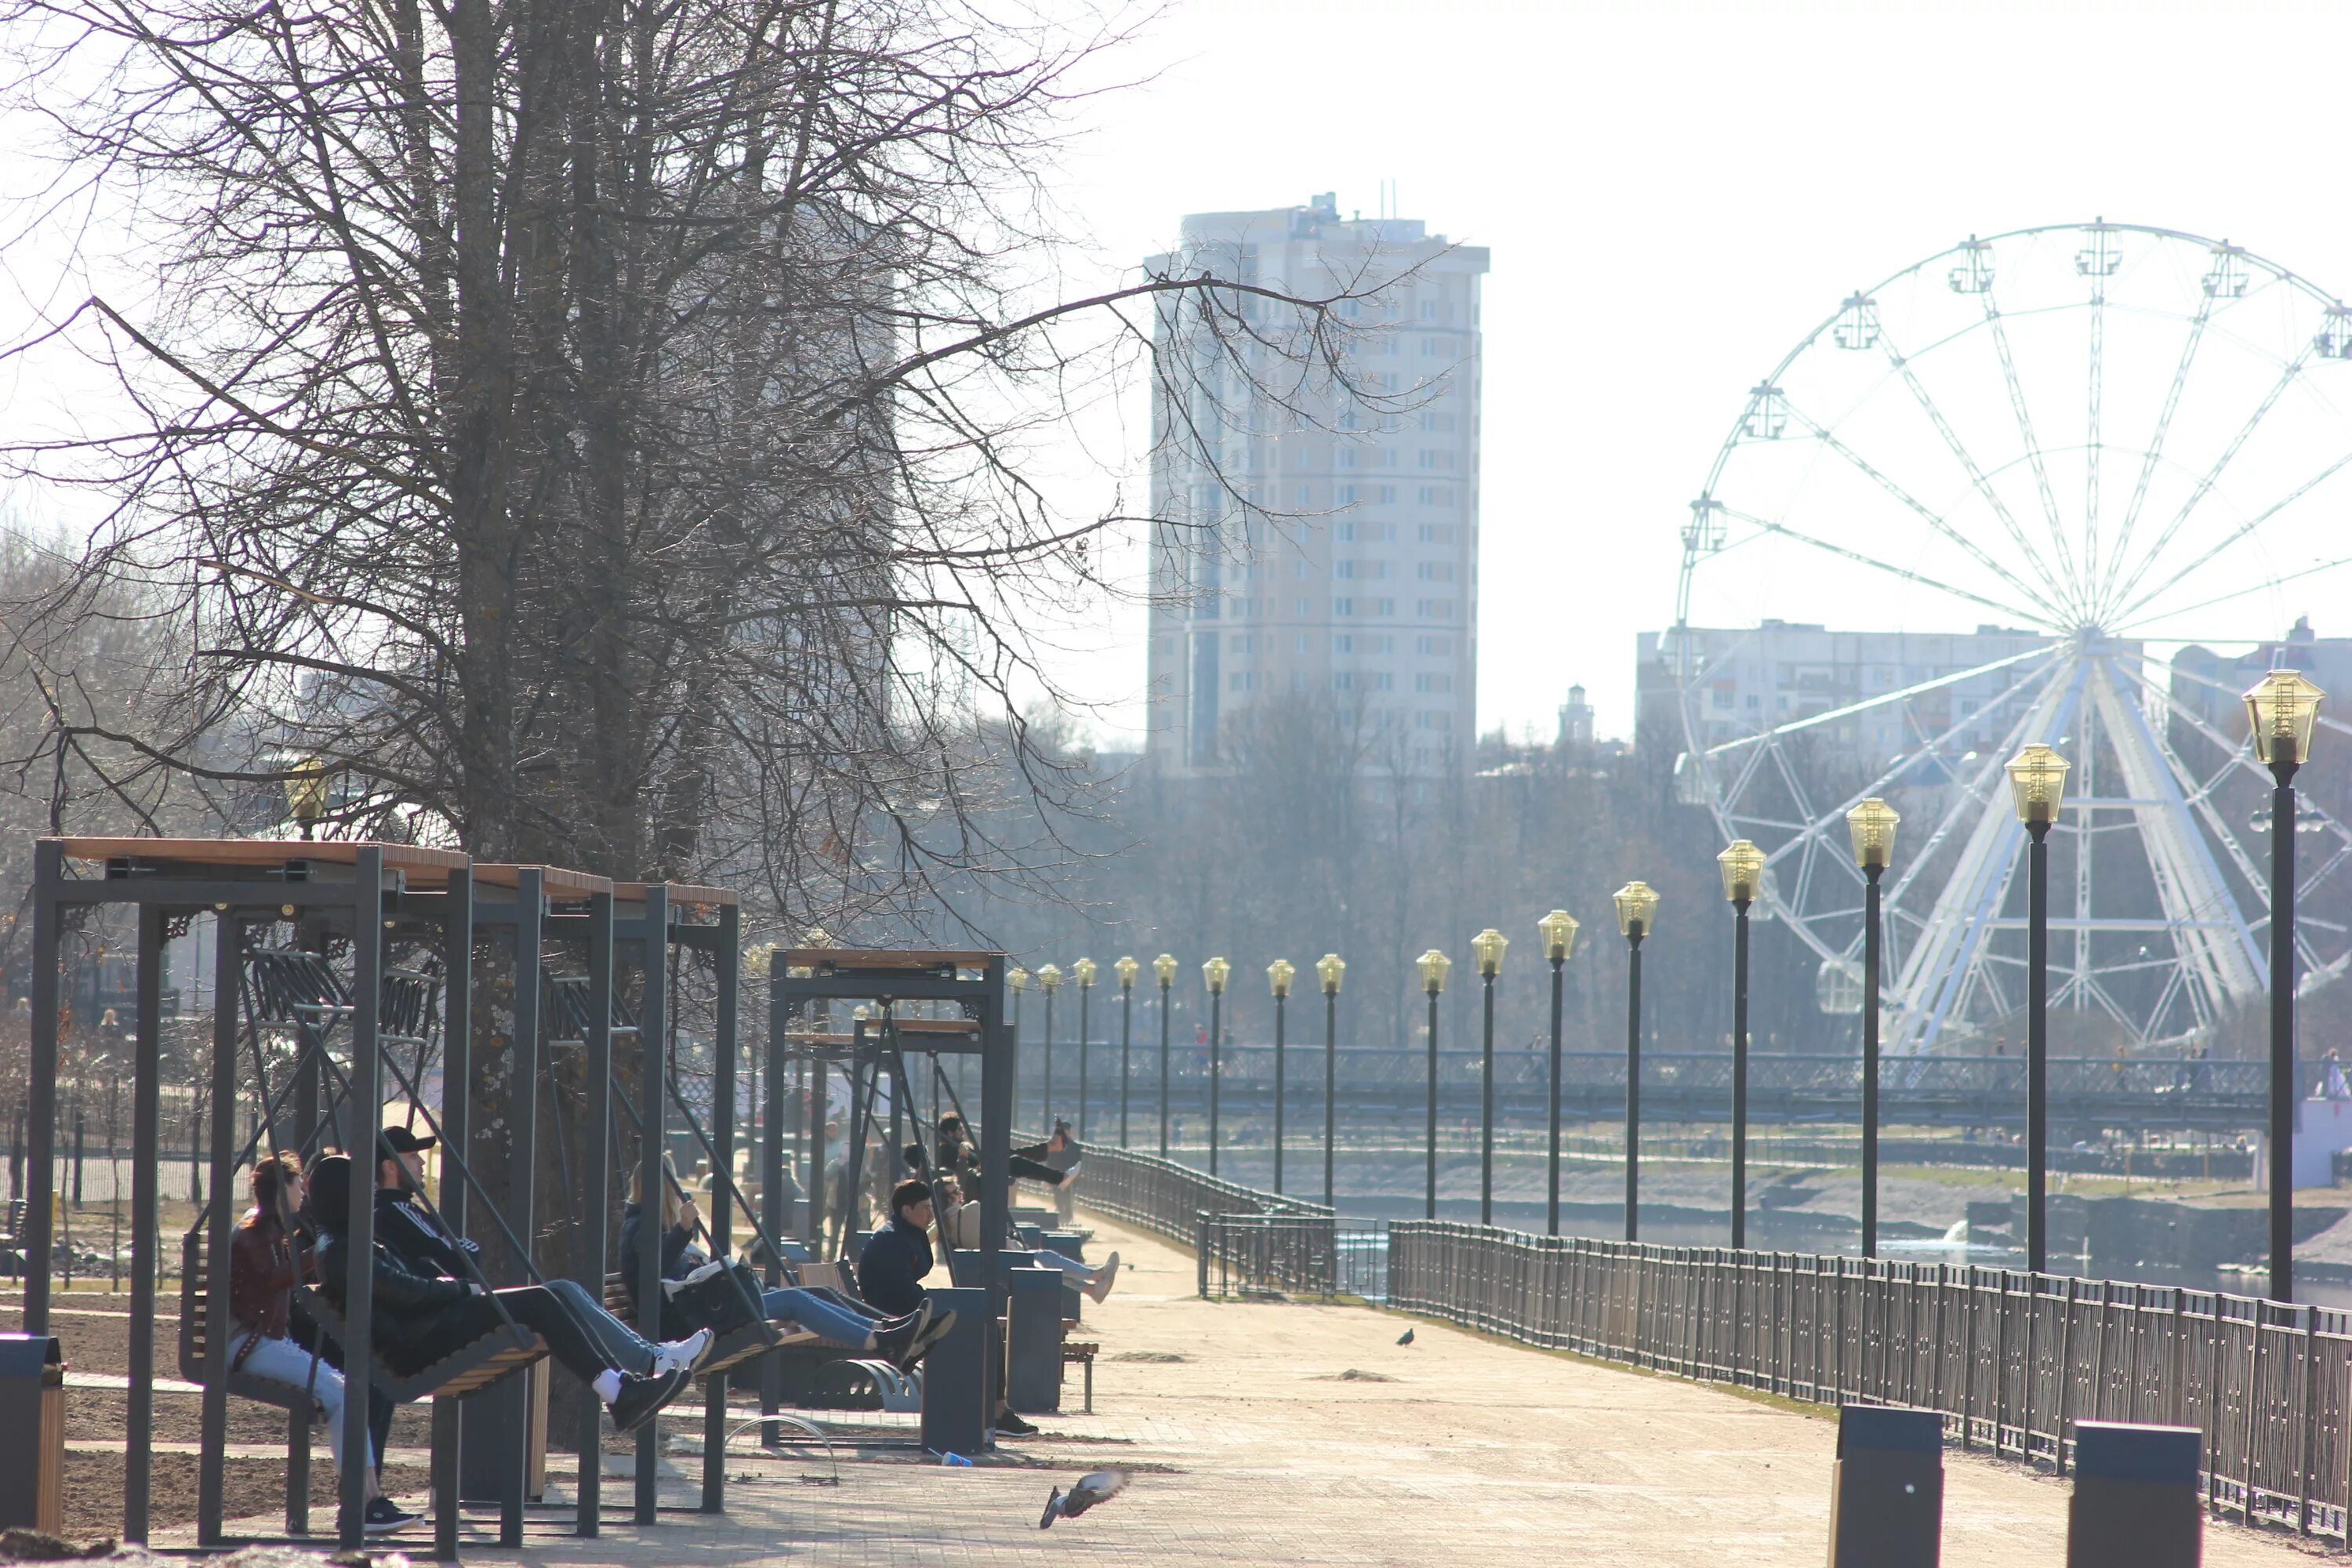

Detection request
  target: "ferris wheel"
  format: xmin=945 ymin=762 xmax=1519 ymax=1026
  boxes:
xmin=1672 ymin=222 xmax=2352 ymax=1055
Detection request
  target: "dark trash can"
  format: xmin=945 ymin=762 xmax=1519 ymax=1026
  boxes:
xmin=1004 ymin=1266 xmax=1064 ymax=1415
xmin=0 ymin=1334 xmax=64 ymax=1534
xmin=2068 ymin=1422 xmax=2201 ymax=1568
xmin=1828 ymin=1403 xmax=1942 ymax=1568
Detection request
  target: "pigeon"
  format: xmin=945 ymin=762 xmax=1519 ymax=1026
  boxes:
xmin=1396 ymin=1328 xmax=1414 ymax=1345
xmin=1039 ymin=1468 xmax=1128 ymax=1529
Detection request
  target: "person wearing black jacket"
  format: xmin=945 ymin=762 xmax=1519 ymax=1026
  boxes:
xmin=307 ymin=1153 xmax=691 ymax=1435
xmin=376 ymin=1126 xmax=704 ymax=1378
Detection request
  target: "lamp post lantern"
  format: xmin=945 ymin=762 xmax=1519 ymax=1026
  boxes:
xmin=1846 ymin=798 xmax=1900 ymax=1258
xmin=1153 ymin=953 xmax=1177 ymax=1156
xmin=1317 ymin=953 xmax=1345 ymax=1208
xmin=1418 ymin=949 xmax=1450 ymax=1219
xmin=285 ymin=757 xmax=329 ymax=840
xmin=1037 ymin=964 xmax=1062 ymax=1131
xmin=1073 ymin=958 xmax=1097 ymax=1140
xmin=1472 ymin=929 xmax=1508 ymax=1225
xmin=1115 ymin=956 xmax=1139 ymax=1149
xmin=2007 ymin=743 xmax=2071 ymax=1274
xmin=1715 ymin=843 xmax=1763 ymax=1250
xmin=1203 ymin=958 xmax=1231 ymax=1174
xmin=1537 ymin=910 xmax=1579 ymax=1236
xmin=1613 ymin=880 xmax=1660 ymax=1242
xmin=1268 ymin=960 xmax=1296 ymax=1192
xmin=2248 ymin=668 xmax=2325 ymax=1302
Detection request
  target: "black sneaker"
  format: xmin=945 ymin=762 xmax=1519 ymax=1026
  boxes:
xmin=872 ymin=1300 xmax=933 ymax=1366
xmin=609 ymin=1367 xmax=691 ymax=1434
xmin=996 ymin=1410 xmax=1038 ymax=1437
xmin=363 ymin=1497 xmax=419 ymax=1534
xmin=898 ymin=1308 xmax=958 ymax=1371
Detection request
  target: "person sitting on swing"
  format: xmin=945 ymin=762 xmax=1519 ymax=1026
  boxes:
xmin=307 ymin=1153 xmax=693 ymax=1435
xmin=376 ymin=1125 xmax=710 ymax=1381
xmin=227 ymin=1149 xmax=416 ymax=1534
xmin=626 ymin=1154 xmax=953 ymax=1370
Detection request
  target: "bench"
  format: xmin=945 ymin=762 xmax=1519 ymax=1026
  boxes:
xmin=177 ymin=1231 xmax=317 ymax=1413
xmin=601 ymin=1270 xmax=789 ymax=1378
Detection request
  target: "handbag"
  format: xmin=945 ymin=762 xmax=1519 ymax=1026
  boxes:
xmin=659 ymin=1257 xmax=763 ymax=1338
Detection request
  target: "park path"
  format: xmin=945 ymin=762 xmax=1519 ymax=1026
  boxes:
xmin=206 ymin=1212 xmax=2311 ymax=1566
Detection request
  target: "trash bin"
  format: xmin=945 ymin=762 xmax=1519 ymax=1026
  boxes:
xmin=0 ymin=1334 xmax=64 ymax=1533
xmin=1828 ymin=1403 xmax=1942 ymax=1568
xmin=1004 ymin=1266 xmax=1064 ymax=1415
xmin=2068 ymin=1422 xmax=2201 ymax=1568
xmin=918 ymin=1286 xmax=987 ymax=1457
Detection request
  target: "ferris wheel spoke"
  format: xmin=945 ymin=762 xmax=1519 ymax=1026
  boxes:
xmin=1980 ymin=298 xmax=2078 ymax=590
xmin=2126 ymin=547 xmax=2352 ymax=627
xmin=2085 ymin=277 xmax=2107 ymax=593
xmin=2114 ymin=445 xmax=2352 ymax=627
xmin=2107 ymin=654 xmax=2276 ymax=899
xmin=2104 ymin=348 xmax=2314 ymax=620
xmin=1719 ymin=505 xmax=2057 ymax=627
xmin=1700 ymin=643 xmax=2056 ymax=759
xmin=1875 ymin=325 xmax=2074 ymax=617
xmin=1777 ymin=405 xmax=2072 ymax=622
xmin=2098 ymin=298 xmax=2217 ymax=619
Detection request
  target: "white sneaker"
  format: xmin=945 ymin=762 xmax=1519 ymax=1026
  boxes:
xmin=656 ymin=1327 xmax=713 ymax=1374
xmin=1087 ymin=1252 xmax=1120 ymax=1304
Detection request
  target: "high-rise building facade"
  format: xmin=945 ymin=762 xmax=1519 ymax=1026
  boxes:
xmin=1144 ymin=194 xmax=1488 ymax=777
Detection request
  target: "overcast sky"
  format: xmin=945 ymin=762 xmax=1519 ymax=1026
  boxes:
xmin=1038 ymin=0 xmax=2352 ymax=747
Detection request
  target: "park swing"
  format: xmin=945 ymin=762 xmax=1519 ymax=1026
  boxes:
xmin=177 ymin=943 xmax=551 ymax=1413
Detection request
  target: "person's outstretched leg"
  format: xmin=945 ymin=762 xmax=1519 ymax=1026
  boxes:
xmin=540 ymin=1276 xmax=660 ymax=1374
xmin=760 ymin=1287 xmax=888 ymax=1346
xmin=488 ymin=1285 xmax=687 ymax=1434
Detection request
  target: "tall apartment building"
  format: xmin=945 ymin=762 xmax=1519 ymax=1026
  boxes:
xmin=1143 ymin=194 xmax=1488 ymax=777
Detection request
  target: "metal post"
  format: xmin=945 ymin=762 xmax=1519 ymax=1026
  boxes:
xmin=1077 ymin=981 xmax=1090 ymax=1142
xmin=1157 ymin=980 xmax=1171 ymax=1158
xmin=340 ymin=848 xmax=385 ymax=1548
xmin=634 ymin=884 xmax=670 ymax=1526
xmin=704 ymin=902 xmax=739 ymax=1513
xmin=1863 ymin=863 xmax=1883 ymax=1258
xmin=1479 ymin=969 xmax=1500 ymax=1224
xmin=1731 ymin=898 xmax=1750 ymax=1251
xmin=1207 ymin=988 xmax=1223 ymax=1175
xmin=1548 ymin=955 xmax=1565 ymax=1237
xmin=25 ymin=838 xmax=61 ymax=1334
xmin=2027 ymin=821 xmax=2050 ymax=1276
xmin=1272 ymin=990 xmax=1287 ymax=1194
xmin=1625 ymin=930 xmax=1644 ymax=1244
xmin=503 ymin=868 xmax=543 ymax=1548
xmin=1041 ymin=985 xmax=1054 ymax=1132
xmin=1324 ymin=986 xmax=1339 ymax=1210
xmin=195 ymin=913 xmax=239 ymax=1545
xmin=125 ymin=902 xmax=163 ymax=1544
xmin=575 ymin=887 xmax=613 ymax=1537
xmin=762 ymin=975 xmax=786 ymax=1447
xmin=2271 ymin=752 xmax=2301 ymax=1303
xmin=1425 ymin=989 xmax=1441 ymax=1221
xmin=1119 ymin=982 xmax=1133 ymax=1149
xmin=433 ymin=867 xmax=473 ymax=1561
xmin=978 ymin=966 xmax=1014 ymax=1433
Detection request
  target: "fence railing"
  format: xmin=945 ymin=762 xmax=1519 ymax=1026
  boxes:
xmin=1196 ymin=1212 xmax=1388 ymax=1301
xmin=1384 ymin=1221 xmax=2352 ymax=1541
xmin=1065 ymin=1142 xmax=1330 ymax=1246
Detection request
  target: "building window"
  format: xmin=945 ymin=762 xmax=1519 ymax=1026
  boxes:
xmin=1294 ymin=633 xmax=1308 ymax=653
xmin=1333 ymin=633 xmax=1353 ymax=653
xmin=1333 ymin=672 xmax=1353 ymax=691
xmin=1415 ymin=635 xmax=1451 ymax=656
xmin=1334 ymin=597 xmax=1354 ymax=616
xmin=1415 ymin=597 xmax=1454 ymax=619
xmin=1294 ymin=597 xmax=1309 ymax=615
xmin=1713 ymin=686 xmax=1733 ymax=710
xmin=1414 ymin=673 xmax=1452 ymax=693
xmin=1417 ymin=449 xmax=1456 ymax=470
xmin=1419 ymin=411 xmax=1457 ymax=433
xmin=1336 ymin=518 xmax=1355 ymax=539
xmin=1377 ymin=485 xmax=1397 ymax=503
xmin=1334 ymin=561 xmax=1356 ymax=579
xmin=1415 ymin=562 xmax=1455 ymax=582
xmin=1372 ymin=672 xmax=1394 ymax=691
xmin=1374 ymin=597 xmax=1395 ymax=616
xmin=1338 ymin=449 xmax=1357 ymax=470
xmin=1417 ymin=523 xmax=1454 ymax=544
xmin=1365 ymin=561 xmax=1388 ymax=580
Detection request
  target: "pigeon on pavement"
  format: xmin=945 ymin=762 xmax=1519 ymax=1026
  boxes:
xmin=1396 ymin=1328 xmax=1414 ymax=1345
xmin=1040 ymin=1468 xmax=1128 ymax=1528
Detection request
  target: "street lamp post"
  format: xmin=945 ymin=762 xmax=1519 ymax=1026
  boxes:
xmin=1613 ymin=881 xmax=1660 ymax=1243
xmin=1009 ymin=965 xmax=1029 ymax=1134
xmin=1073 ymin=958 xmax=1097 ymax=1141
xmin=2007 ymin=744 xmax=2071 ymax=1275
xmin=1537 ymin=910 xmax=1579 ymax=1236
xmin=1418 ymin=951 xmax=1450 ymax=1219
xmin=286 ymin=756 xmax=329 ymax=840
xmin=2248 ymin=669 xmax=2325 ymax=1302
xmin=1715 ymin=844 xmax=1763 ymax=1250
xmin=1846 ymin=799 xmax=1900 ymax=1258
xmin=1317 ymin=954 xmax=1345 ymax=1208
xmin=1154 ymin=954 xmax=1177 ymax=1156
xmin=1037 ymin=964 xmax=1062 ymax=1131
xmin=1203 ymin=959 xmax=1231 ymax=1174
xmin=1268 ymin=960 xmax=1295 ymax=1192
xmin=1472 ymin=929 xmax=1508 ymax=1226
xmin=1115 ymin=956 xmax=1139 ymax=1149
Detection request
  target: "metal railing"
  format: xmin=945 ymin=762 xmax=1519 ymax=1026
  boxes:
xmin=1197 ymin=1212 xmax=1388 ymax=1301
xmin=1069 ymin=1142 xmax=1330 ymax=1246
xmin=1385 ymin=1221 xmax=2352 ymax=1541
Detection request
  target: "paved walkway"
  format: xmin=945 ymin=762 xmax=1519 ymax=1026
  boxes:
xmin=196 ymin=1214 xmax=2310 ymax=1565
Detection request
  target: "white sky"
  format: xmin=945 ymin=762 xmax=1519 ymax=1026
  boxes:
xmin=1036 ymin=0 xmax=2352 ymax=747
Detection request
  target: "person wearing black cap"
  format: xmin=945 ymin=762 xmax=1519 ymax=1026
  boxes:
xmin=307 ymin=1152 xmax=691 ymax=1435
xmin=376 ymin=1125 xmax=709 ymax=1379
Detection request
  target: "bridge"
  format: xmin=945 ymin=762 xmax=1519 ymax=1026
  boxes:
xmin=1018 ymin=1045 xmax=2273 ymax=1132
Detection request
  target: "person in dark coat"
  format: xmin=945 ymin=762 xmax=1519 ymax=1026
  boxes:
xmin=855 ymin=1179 xmax=935 ymax=1318
xmin=305 ymin=1153 xmax=691 ymax=1435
